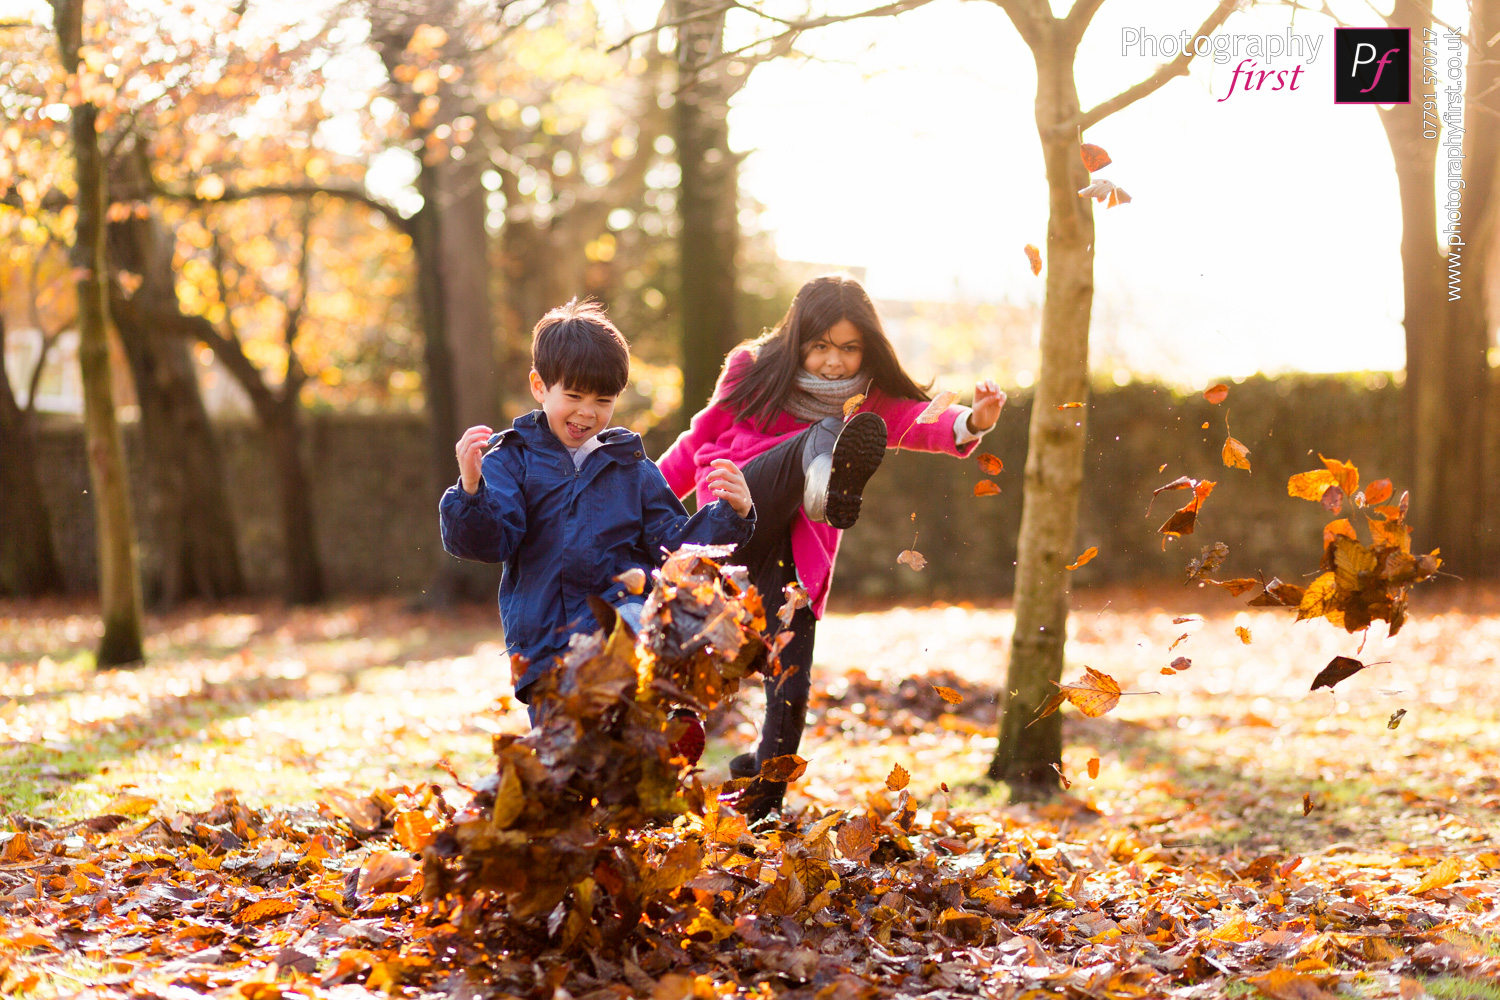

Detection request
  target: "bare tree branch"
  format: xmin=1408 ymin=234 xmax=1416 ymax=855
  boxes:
xmin=1072 ymin=0 xmax=1239 ymax=134
xmin=608 ymin=0 xmax=939 ymax=55
xmin=1063 ymin=0 xmax=1108 ymax=44
xmin=152 ymin=175 xmax=414 ymax=237
xmin=989 ymin=0 xmax=1050 ymax=51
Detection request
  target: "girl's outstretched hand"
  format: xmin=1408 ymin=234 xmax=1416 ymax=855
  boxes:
xmin=707 ymin=459 xmax=753 ymax=519
xmin=968 ymin=380 xmax=1007 ymax=434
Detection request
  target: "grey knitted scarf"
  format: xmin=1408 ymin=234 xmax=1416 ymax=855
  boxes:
xmin=782 ymin=371 xmax=871 ymax=423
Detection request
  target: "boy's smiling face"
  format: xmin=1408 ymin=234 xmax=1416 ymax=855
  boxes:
xmin=530 ymin=369 xmax=617 ymax=447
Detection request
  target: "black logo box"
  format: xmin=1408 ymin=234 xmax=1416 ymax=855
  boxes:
xmin=1334 ymin=27 xmax=1410 ymax=104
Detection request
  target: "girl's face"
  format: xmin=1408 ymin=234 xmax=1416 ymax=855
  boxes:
xmin=801 ymin=319 xmax=864 ymax=380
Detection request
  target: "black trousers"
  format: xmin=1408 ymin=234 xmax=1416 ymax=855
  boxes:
xmin=735 ymin=427 xmax=821 ymax=768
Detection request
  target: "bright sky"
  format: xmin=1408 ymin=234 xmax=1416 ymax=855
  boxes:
xmin=712 ymin=0 xmax=1466 ymax=383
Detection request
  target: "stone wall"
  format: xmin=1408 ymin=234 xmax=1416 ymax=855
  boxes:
xmin=31 ymin=373 xmax=1499 ymax=602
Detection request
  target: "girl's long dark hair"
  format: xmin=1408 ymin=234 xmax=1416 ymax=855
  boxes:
xmin=720 ymin=275 xmax=930 ymax=429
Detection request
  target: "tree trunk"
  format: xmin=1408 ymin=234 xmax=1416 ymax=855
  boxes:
xmin=436 ymin=151 xmax=499 ymax=433
xmin=1436 ymin=0 xmax=1498 ymax=578
xmin=108 ymin=205 xmax=245 ymax=606
xmin=0 ymin=316 xmax=66 ymax=597
xmin=55 ymin=0 xmax=145 ymax=666
xmin=989 ymin=21 xmax=1094 ymax=796
xmin=260 ymin=397 xmax=325 ymax=604
xmin=675 ymin=0 xmax=741 ymax=417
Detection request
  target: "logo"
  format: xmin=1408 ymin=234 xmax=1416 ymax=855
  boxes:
xmin=1334 ymin=27 xmax=1410 ymax=103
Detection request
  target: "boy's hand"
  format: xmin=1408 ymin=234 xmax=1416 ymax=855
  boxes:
xmin=707 ymin=459 xmax=753 ymax=519
xmin=967 ymin=380 xmax=1006 ymax=434
xmin=456 ymin=425 xmax=494 ymax=494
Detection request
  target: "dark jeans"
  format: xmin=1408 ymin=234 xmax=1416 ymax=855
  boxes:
xmin=735 ymin=428 xmax=821 ymax=769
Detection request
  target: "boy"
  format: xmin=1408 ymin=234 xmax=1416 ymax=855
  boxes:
xmin=440 ymin=299 xmax=755 ymax=714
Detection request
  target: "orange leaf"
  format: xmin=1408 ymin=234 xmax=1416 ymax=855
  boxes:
xmin=973 ymin=480 xmax=1001 ymax=497
xmin=1208 ymin=577 xmax=1260 ymax=596
xmin=1203 ymin=384 xmax=1230 ymax=404
xmin=1322 ymin=518 xmax=1358 ymax=549
xmin=836 ymin=816 xmax=876 ymax=863
xmin=1065 ymin=546 xmax=1097 ymax=570
xmin=885 ymin=764 xmax=910 ymax=791
xmin=933 ymin=685 xmax=963 ymax=705
xmin=1056 ymin=401 xmax=1084 ymax=409
xmin=1049 ymin=666 xmax=1122 ymax=718
xmin=1086 ymin=757 xmax=1100 ymax=779
xmin=1222 ymin=435 xmax=1251 ymax=471
xmin=236 ymin=898 xmax=297 ymax=925
xmin=1303 ymin=793 xmax=1316 ymax=817
xmin=1319 ymin=454 xmax=1359 ymax=497
xmin=1364 ymin=478 xmax=1393 ymax=505
xmin=1235 ymin=626 xmax=1252 ymax=644
xmin=393 ymin=811 xmax=435 ymax=853
xmin=1413 ymin=857 xmax=1462 ymax=893
xmin=842 ymin=393 xmax=866 ymax=418
xmin=1023 ymin=244 xmax=1042 ymax=275
xmin=759 ymin=754 xmax=808 ymax=783
xmin=976 ymin=453 xmax=1003 ymax=475
xmin=1079 ymin=143 xmax=1112 ymax=172
xmin=1288 ymin=469 xmax=1338 ymax=502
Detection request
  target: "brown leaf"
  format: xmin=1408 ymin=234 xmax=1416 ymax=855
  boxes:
xmin=322 ymin=789 xmax=383 ymax=837
xmin=1235 ymin=626 xmax=1252 ymax=644
xmin=1413 ymin=857 xmax=1462 ymax=893
xmin=1310 ymin=655 xmax=1368 ymax=691
xmin=1248 ymin=968 xmax=1340 ymax=1000
xmin=836 ymin=816 xmax=876 ymax=864
xmin=1086 ymin=757 xmax=1100 ymax=779
xmin=973 ymin=480 xmax=1001 ymax=497
xmin=1051 ymin=762 xmax=1072 ymax=789
xmin=1249 ymin=577 xmax=1305 ymax=607
xmin=1050 ymin=666 xmax=1122 ymax=718
xmin=1302 ymin=793 xmax=1315 ymax=817
xmin=1209 ymin=577 xmax=1260 ymax=596
xmin=915 ymin=390 xmax=959 ymax=424
xmin=778 ymin=581 xmax=810 ymax=626
xmin=759 ymin=754 xmax=808 ymax=783
xmin=1169 ymin=633 xmax=1189 ymax=651
xmin=886 ymin=763 xmax=910 ymax=791
xmin=1171 ymin=616 xmax=1200 ymax=624
xmin=1387 ymin=708 xmax=1407 ymax=729
xmin=1065 ymin=546 xmax=1097 ymax=570
xmin=1079 ymin=143 xmax=1112 ymax=171
xmin=976 ymin=453 xmax=1003 ymax=475
xmin=1186 ymin=541 xmax=1229 ymax=582
xmin=490 ymin=762 xmax=524 ymax=829
xmin=896 ymin=548 xmax=927 ymax=571
xmin=933 ymin=685 xmax=963 ymax=705
xmin=236 ymin=898 xmax=297 ymax=925
xmin=1222 ymin=435 xmax=1251 ymax=470
xmin=1203 ymin=384 xmax=1230 ymax=404
xmin=1320 ymin=484 xmax=1345 ymax=514
xmin=358 ymin=851 xmax=417 ymax=897
xmin=761 ymin=872 xmax=806 ymax=916
xmin=1023 ymin=244 xmax=1042 ymax=276
xmin=1169 ymin=656 xmax=1191 ymax=671
xmin=842 ymin=393 xmax=866 ymax=418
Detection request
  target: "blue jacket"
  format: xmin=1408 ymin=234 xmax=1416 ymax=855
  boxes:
xmin=439 ymin=410 xmax=754 ymax=697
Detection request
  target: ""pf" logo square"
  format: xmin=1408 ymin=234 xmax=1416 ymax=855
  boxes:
xmin=1334 ymin=27 xmax=1410 ymax=104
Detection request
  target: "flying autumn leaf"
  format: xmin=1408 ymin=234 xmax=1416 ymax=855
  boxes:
xmin=933 ymin=685 xmax=964 ymax=705
xmin=1051 ymin=763 xmax=1072 ymax=789
xmin=1185 ymin=541 xmax=1228 ymax=582
xmin=1364 ymin=478 xmax=1393 ymax=505
xmin=1387 ymin=708 xmax=1407 ymax=729
xmin=1321 ymin=485 xmax=1345 ymax=514
xmin=1157 ymin=479 xmax=1216 ymax=541
xmin=1169 ymin=656 xmax=1191 ymax=671
xmin=896 ymin=548 xmax=927 ymax=571
xmin=614 ymin=567 xmax=647 ymax=596
xmin=973 ymin=481 xmax=1001 ymax=497
xmin=914 ymin=390 xmax=959 ymax=424
xmin=1208 ymin=577 xmax=1260 ymax=596
xmin=842 ymin=393 xmax=866 ymax=419
xmin=1310 ymin=655 xmax=1370 ymax=691
xmin=1065 ymin=546 xmax=1098 ymax=570
xmin=1171 ymin=616 xmax=1199 ymax=624
xmin=976 ymin=453 xmax=1003 ymax=475
xmin=777 ymin=581 xmax=810 ymax=626
xmin=1248 ymin=577 xmax=1306 ymax=608
xmin=1086 ymin=757 xmax=1100 ymax=779
xmin=1222 ymin=435 xmax=1251 ymax=471
xmin=1079 ymin=142 xmax=1112 ymax=172
xmin=1078 ymin=178 xmax=1132 ymax=208
xmin=885 ymin=764 xmax=910 ymax=791
xmin=758 ymin=755 xmax=808 ymax=783
xmin=1032 ymin=666 xmax=1123 ymax=722
xmin=1303 ymin=793 xmax=1315 ymax=816
xmin=1235 ymin=626 xmax=1252 ymax=644
xmin=1023 ymin=244 xmax=1042 ymax=275
xmin=1169 ymin=633 xmax=1189 ymax=651
xmin=1203 ymin=384 xmax=1229 ymax=404
xmin=1056 ymin=401 xmax=1084 ymax=409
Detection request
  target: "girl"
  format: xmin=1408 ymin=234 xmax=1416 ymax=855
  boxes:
xmin=657 ymin=275 xmax=1005 ymax=819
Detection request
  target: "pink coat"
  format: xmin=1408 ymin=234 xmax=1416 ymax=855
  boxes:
xmin=656 ymin=349 xmax=979 ymax=618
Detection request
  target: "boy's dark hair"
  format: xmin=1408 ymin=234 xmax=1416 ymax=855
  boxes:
xmin=532 ymin=299 xmax=630 ymax=396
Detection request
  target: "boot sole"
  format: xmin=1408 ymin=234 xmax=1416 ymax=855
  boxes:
xmin=825 ymin=412 xmax=888 ymax=529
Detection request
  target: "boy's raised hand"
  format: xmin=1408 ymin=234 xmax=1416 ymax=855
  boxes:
xmin=967 ymin=379 xmax=1007 ymax=434
xmin=707 ymin=459 xmax=753 ymax=519
xmin=456 ymin=425 xmax=494 ymax=494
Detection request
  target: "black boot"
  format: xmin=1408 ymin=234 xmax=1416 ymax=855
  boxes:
xmin=802 ymin=412 xmax=888 ymax=530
